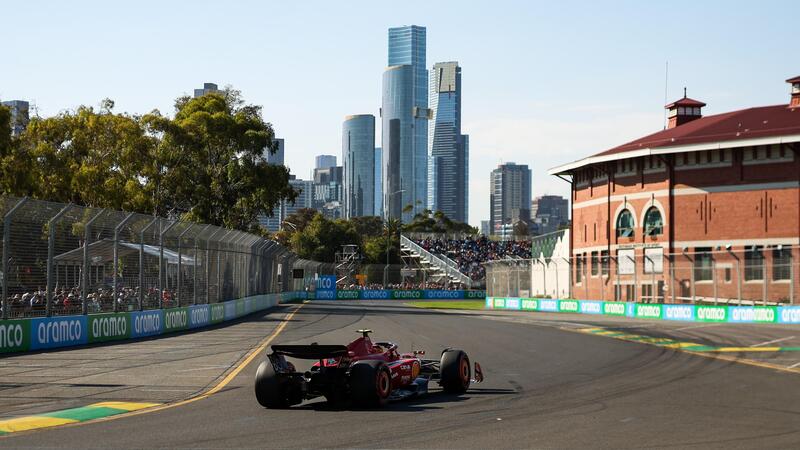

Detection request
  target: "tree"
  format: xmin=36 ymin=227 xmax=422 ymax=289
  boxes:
xmin=402 ymin=209 xmax=478 ymax=234
xmin=142 ymin=89 xmax=296 ymax=231
xmin=289 ymin=213 xmax=360 ymax=262
xmin=274 ymin=208 xmax=319 ymax=246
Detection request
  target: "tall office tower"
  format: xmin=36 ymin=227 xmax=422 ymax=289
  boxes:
xmin=374 ymin=147 xmax=383 ymax=217
xmin=315 ymin=155 xmax=337 ymax=169
xmin=428 ymin=61 xmax=468 ymax=222
xmin=531 ymin=195 xmax=569 ymax=235
xmin=2 ymin=100 xmax=30 ymax=137
xmin=383 ymin=25 xmax=428 ymax=222
xmin=193 ymin=82 xmax=219 ymax=98
xmin=489 ymin=163 xmax=532 ymax=236
xmin=265 ymin=138 xmax=285 ymax=165
xmin=342 ymin=115 xmax=375 ymax=218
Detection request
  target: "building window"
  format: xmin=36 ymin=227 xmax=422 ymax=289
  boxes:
xmin=643 ymin=207 xmax=663 ymax=236
xmin=600 ymin=250 xmax=610 ymax=276
xmin=591 ymin=251 xmax=599 ymax=276
xmin=772 ymin=246 xmax=791 ymax=281
xmin=694 ymin=247 xmax=713 ymax=282
xmin=575 ymin=254 xmax=583 ymax=284
xmin=616 ymin=209 xmax=634 ymax=238
xmin=745 ymin=246 xmax=764 ymax=281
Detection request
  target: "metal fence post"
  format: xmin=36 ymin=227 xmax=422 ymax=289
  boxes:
xmin=158 ymin=220 xmax=178 ymax=309
xmin=112 ymin=212 xmax=135 ymax=313
xmin=176 ymin=223 xmax=194 ymax=307
xmin=712 ymin=256 xmax=718 ymax=305
xmin=47 ymin=203 xmax=73 ymax=317
xmin=139 ymin=217 xmax=159 ymax=311
xmin=2 ymin=197 xmax=28 ymax=319
xmin=82 ymin=209 xmax=105 ymax=315
xmin=205 ymin=228 xmax=222 ymax=304
xmin=194 ymin=225 xmax=211 ymax=305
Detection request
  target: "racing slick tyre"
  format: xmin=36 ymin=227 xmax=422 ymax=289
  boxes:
xmin=349 ymin=360 xmax=392 ymax=407
xmin=255 ymin=359 xmax=290 ymax=408
xmin=440 ymin=349 xmax=470 ymax=394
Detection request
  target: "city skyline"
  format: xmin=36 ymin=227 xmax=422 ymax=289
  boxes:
xmin=2 ymin=1 xmax=796 ymax=227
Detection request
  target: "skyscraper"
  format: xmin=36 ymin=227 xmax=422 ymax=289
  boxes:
xmin=265 ymin=138 xmax=285 ymax=165
xmin=315 ymin=155 xmax=337 ymax=169
xmin=342 ymin=115 xmax=375 ymax=218
xmin=383 ymin=25 xmax=429 ymax=222
xmin=374 ymin=147 xmax=383 ymax=217
xmin=193 ymin=82 xmax=219 ymax=98
xmin=2 ymin=100 xmax=29 ymax=137
xmin=489 ymin=163 xmax=532 ymax=236
xmin=531 ymin=195 xmax=569 ymax=235
xmin=428 ymin=61 xmax=468 ymax=223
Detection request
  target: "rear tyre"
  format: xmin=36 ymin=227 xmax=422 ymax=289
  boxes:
xmin=349 ymin=360 xmax=391 ymax=407
xmin=440 ymin=349 xmax=470 ymax=394
xmin=255 ymin=359 xmax=289 ymax=408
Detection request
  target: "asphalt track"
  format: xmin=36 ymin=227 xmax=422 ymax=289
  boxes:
xmin=3 ymin=300 xmax=800 ymax=448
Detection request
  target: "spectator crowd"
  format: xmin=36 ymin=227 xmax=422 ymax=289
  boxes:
xmin=414 ymin=236 xmax=531 ymax=281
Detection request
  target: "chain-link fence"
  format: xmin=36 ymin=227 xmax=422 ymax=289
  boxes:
xmin=0 ymin=196 xmax=316 ymax=319
xmin=485 ymin=246 xmax=799 ymax=306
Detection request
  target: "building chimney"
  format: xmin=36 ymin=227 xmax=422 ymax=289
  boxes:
xmin=665 ymin=88 xmax=706 ymax=129
xmin=787 ymin=76 xmax=800 ymax=108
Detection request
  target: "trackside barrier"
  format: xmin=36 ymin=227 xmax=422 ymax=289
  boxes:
xmin=0 ymin=291 xmax=307 ymax=354
xmin=327 ymin=290 xmax=486 ymax=300
xmin=485 ymin=297 xmax=800 ymax=325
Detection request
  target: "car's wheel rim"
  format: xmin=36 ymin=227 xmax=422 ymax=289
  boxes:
xmin=460 ymin=358 xmax=470 ymax=385
xmin=377 ymin=370 xmax=390 ymax=397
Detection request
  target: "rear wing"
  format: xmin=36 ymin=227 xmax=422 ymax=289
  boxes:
xmin=271 ymin=344 xmax=348 ymax=360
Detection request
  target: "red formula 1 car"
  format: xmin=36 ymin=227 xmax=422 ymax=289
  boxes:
xmin=254 ymin=329 xmax=484 ymax=408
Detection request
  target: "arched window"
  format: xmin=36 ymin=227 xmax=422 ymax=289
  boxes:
xmin=644 ymin=207 xmax=663 ymax=236
xmin=616 ymin=209 xmax=634 ymax=238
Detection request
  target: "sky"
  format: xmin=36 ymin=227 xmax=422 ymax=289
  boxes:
xmin=1 ymin=1 xmax=796 ymax=227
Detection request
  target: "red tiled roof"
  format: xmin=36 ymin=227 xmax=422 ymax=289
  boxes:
xmin=665 ymin=96 xmax=706 ymax=108
xmin=787 ymin=75 xmax=800 ymax=83
xmin=594 ymin=103 xmax=800 ymax=158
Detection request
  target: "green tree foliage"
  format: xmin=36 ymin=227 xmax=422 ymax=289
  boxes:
xmin=274 ymin=208 xmax=319 ymax=246
xmin=402 ymin=209 xmax=478 ymax=234
xmin=0 ymin=90 xmax=295 ymax=233
xmin=289 ymin=212 xmax=360 ymax=263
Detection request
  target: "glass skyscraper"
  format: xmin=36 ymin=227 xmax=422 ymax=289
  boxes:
xmin=383 ymin=25 xmax=428 ymax=222
xmin=428 ymin=61 xmax=469 ymax=223
xmin=374 ymin=147 xmax=383 ymax=217
xmin=342 ymin=114 xmax=376 ymax=218
xmin=489 ymin=163 xmax=532 ymax=236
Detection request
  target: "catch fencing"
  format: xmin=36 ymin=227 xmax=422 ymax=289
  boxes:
xmin=485 ymin=246 xmax=799 ymax=306
xmin=0 ymin=196 xmax=315 ymax=319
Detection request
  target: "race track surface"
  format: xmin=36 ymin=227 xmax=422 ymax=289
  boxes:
xmin=3 ymin=300 xmax=800 ymax=448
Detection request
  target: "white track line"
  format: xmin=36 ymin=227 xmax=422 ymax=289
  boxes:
xmin=672 ymin=323 xmax=722 ymax=332
xmin=787 ymin=361 xmax=800 ymax=369
xmin=751 ymin=336 xmax=796 ymax=347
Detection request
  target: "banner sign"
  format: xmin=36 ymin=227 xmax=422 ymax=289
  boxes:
xmin=485 ymin=297 xmax=797 ymax=326
xmin=424 ymin=290 xmax=465 ymax=299
xmin=0 ymin=319 xmax=30 ymax=353
xmin=30 ymin=316 xmax=88 ymax=350
xmin=360 ymin=290 xmax=391 ymax=300
xmin=336 ymin=290 xmax=361 ymax=300
xmin=188 ymin=305 xmax=211 ymax=329
xmin=392 ymin=290 xmax=424 ymax=299
xmin=88 ymin=313 xmax=130 ymax=343
xmin=163 ymin=307 xmax=189 ymax=332
xmin=210 ymin=304 xmax=225 ymax=324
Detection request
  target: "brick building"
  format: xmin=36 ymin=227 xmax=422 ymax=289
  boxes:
xmin=549 ymin=76 xmax=800 ymax=304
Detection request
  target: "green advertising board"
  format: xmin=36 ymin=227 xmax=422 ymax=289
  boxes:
xmin=603 ymin=301 xmax=627 ymax=316
xmin=521 ymin=299 xmax=538 ymax=311
xmin=163 ymin=307 xmax=189 ymax=332
xmin=88 ymin=312 xmax=131 ymax=343
xmin=695 ymin=305 xmax=727 ymax=322
xmin=635 ymin=304 xmax=663 ymax=319
xmin=235 ymin=300 xmax=245 ymax=317
xmin=558 ymin=300 xmax=580 ymax=313
xmin=0 ymin=319 xmax=30 ymax=353
xmin=493 ymin=298 xmax=506 ymax=309
xmin=210 ymin=304 xmax=225 ymax=323
xmin=336 ymin=290 xmax=361 ymax=300
xmin=392 ymin=290 xmax=424 ymax=300
xmin=465 ymin=290 xmax=487 ymax=299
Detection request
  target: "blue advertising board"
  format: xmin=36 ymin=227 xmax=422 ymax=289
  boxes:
xmin=424 ymin=290 xmax=465 ymax=299
xmin=130 ymin=310 xmax=164 ymax=338
xmin=30 ymin=315 xmax=88 ymax=350
xmin=188 ymin=305 xmax=211 ymax=329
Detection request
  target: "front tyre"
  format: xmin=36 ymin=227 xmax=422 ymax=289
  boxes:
xmin=349 ymin=360 xmax=392 ymax=407
xmin=255 ymin=359 xmax=289 ymax=408
xmin=440 ymin=349 xmax=470 ymax=394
